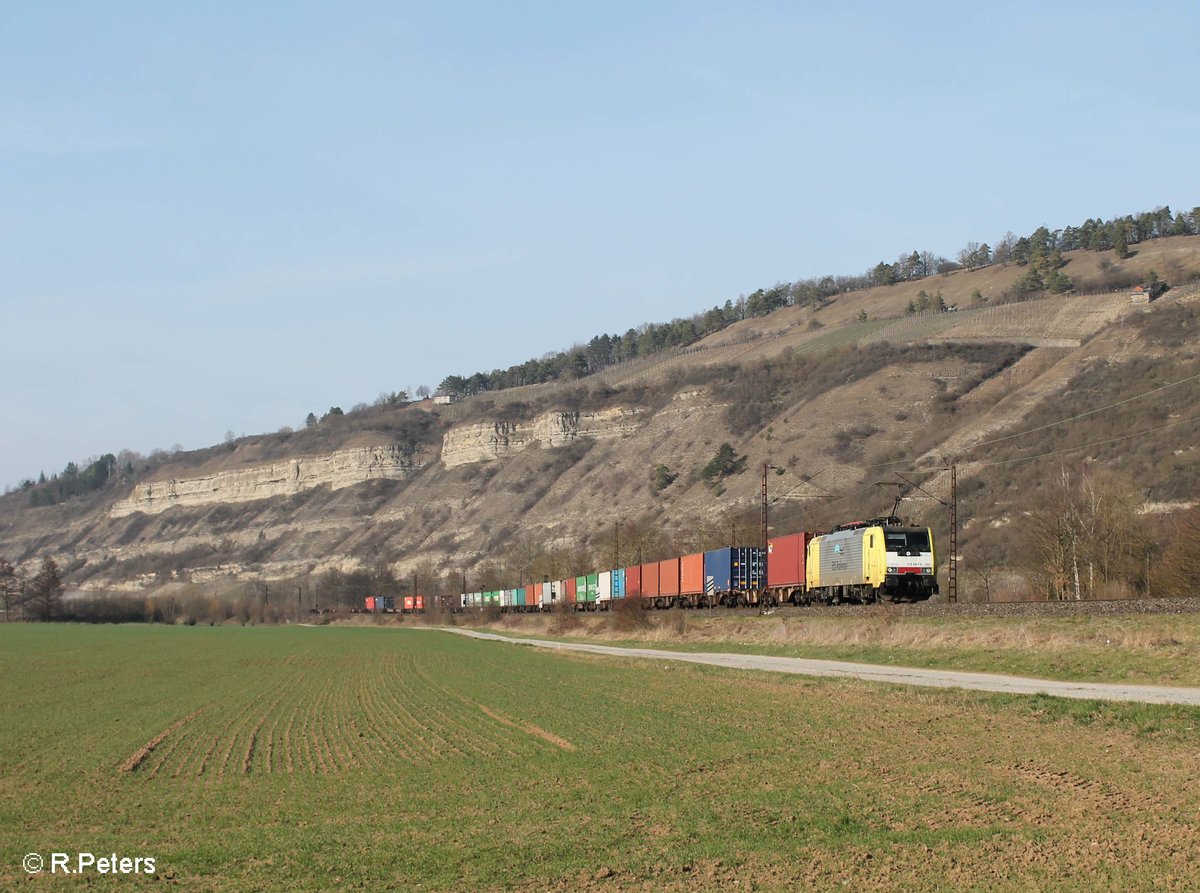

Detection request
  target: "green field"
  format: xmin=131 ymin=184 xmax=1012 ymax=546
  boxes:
xmin=2 ymin=624 xmax=1200 ymax=891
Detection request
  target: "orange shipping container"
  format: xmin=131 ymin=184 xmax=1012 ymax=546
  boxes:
xmin=565 ymin=577 xmax=578 ymax=603
xmin=767 ymin=532 xmax=809 ymax=589
xmin=680 ymin=552 xmax=705 ymax=595
xmin=641 ymin=562 xmax=661 ymax=597
xmin=659 ymin=558 xmax=680 ymax=596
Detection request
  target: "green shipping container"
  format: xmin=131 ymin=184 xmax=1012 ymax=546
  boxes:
xmin=575 ymin=574 xmax=599 ymax=603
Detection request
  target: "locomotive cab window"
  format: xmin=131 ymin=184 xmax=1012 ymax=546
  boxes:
xmin=885 ymin=530 xmax=930 ymax=555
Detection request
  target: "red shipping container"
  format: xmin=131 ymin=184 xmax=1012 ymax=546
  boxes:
xmin=403 ymin=596 xmax=415 ymax=611
xmin=365 ymin=596 xmax=375 ymax=611
xmin=767 ymin=532 xmax=809 ymax=588
xmin=625 ymin=565 xmax=643 ymax=597
xmin=415 ymin=595 xmax=425 ymax=611
xmin=525 ymin=584 xmax=537 ymax=606
xmin=659 ymin=558 xmax=680 ymax=596
xmin=680 ymin=553 xmax=705 ymax=595
xmin=641 ymin=562 xmax=661 ymax=597
xmin=565 ymin=577 xmax=577 ymax=604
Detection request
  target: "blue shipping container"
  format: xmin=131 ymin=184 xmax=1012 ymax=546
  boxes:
xmin=704 ymin=547 xmax=766 ymax=594
xmin=613 ymin=567 xmax=626 ymax=598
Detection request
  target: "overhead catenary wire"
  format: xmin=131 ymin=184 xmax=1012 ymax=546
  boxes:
xmin=966 ymin=413 xmax=1200 ymax=468
xmin=761 ymin=410 xmax=1200 ymax=519
xmin=753 ymin=366 xmax=1200 ymax=526
xmin=834 ymin=365 xmax=1200 ymax=475
xmin=960 ymin=367 xmax=1200 ymax=454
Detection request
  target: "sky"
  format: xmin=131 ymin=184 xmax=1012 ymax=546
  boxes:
xmin=3 ymin=0 xmax=1200 ymax=489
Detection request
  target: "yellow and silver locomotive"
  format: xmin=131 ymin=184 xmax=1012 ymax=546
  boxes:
xmin=806 ymin=518 xmax=938 ymax=604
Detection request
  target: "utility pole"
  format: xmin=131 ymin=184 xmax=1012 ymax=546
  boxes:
xmin=760 ymin=462 xmax=778 ymax=606
xmin=296 ymin=585 xmax=301 ymax=623
xmin=613 ymin=521 xmax=621 ymax=570
xmin=760 ymin=462 xmax=778 ymax=549
xmin=761 ymin=463 xmax=769 ymax=549
xmin=949 ymin=463 xmax=958 ymax=604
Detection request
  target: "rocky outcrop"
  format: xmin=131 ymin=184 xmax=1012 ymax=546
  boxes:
xmin=110 ymin=445 xmax=422 ymax=517
xmin=439 ymin=420 xmax=534 ymax=467
xmin=441 ymin=407 xmax=645 ymax=467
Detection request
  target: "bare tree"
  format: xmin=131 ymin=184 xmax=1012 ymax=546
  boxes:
xmin=27 ymin=557 xmax=65 ymax=621
xmin=994 ymin=231 xmax=1017 ymax=265
xmin=1024 ymin=468 xmax=1150 ymax=600
xmin=957 ymin=241 xmax=982 ymax=270
xmin=1162 ymin=507 xmax=1200 ymax=597
xmin=618 ymin=518 xmax=669 ymax=566
xmin=0 ymin=559 xmax=19 ymax=621
xmin=965 ymin=540 xmax=1005 ymax=603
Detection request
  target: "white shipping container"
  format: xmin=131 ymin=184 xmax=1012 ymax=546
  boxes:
xmin=597 ymin=571 xmax=613 ymax=603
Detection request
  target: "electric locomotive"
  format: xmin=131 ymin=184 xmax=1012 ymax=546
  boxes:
xmin=806 ymin=517 xmax=937 ymax=604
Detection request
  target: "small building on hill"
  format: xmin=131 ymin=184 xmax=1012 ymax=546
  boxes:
xmin=1130 ymin=281 xmax=1167 ymax=305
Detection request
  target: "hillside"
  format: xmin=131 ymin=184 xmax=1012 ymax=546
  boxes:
xmin=2 ymin=237 xmax=1199 ymax=603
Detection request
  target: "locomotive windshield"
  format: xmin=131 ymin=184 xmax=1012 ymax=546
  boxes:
xmin=884 ymin=529 xmax=930 ymax=555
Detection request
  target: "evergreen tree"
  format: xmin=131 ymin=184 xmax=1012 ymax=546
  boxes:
xmin=1113 ymin=224 xmax=1128 ymax=259
xmin=1046 ymin=270 xmax=1073 ymax=294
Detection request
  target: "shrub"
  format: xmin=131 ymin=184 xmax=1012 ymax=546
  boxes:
xmin=651 ymin=465 xmax=677 ymax=494
xmin=701 ymin=444 xmax=747 ymax=487
xmin=609 ymin=596 xmax=653 ymax=632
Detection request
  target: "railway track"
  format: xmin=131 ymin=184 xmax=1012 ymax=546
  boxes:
xmin=671 ymin=595 xmax=1200 ymax=620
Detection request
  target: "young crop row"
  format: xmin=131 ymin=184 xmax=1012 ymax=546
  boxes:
xmin=111 ymin=643 xmax=580 ymax=782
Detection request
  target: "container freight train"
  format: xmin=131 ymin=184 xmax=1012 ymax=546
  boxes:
xmin=362 ymin=595 xmax=427 ymax=614
xmin=459 ymin=518 xmax=938 ymax=612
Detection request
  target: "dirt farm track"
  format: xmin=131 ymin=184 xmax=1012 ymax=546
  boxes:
xmin=441 ymin=621 xmax=1200 ymax=707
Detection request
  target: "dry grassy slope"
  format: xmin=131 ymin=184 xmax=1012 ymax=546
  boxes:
xmin=2 ymin=238 xmax=1199 ymax=591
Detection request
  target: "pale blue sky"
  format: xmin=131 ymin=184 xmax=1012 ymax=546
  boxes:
xmin=3 ymin=1 xmax=1199 ymax=488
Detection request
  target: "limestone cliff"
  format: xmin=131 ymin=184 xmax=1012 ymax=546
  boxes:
xmin=110 ymin=445 xmax=422 ymax=517
xmin=440 ymin=407 xmax=645 ymax=467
